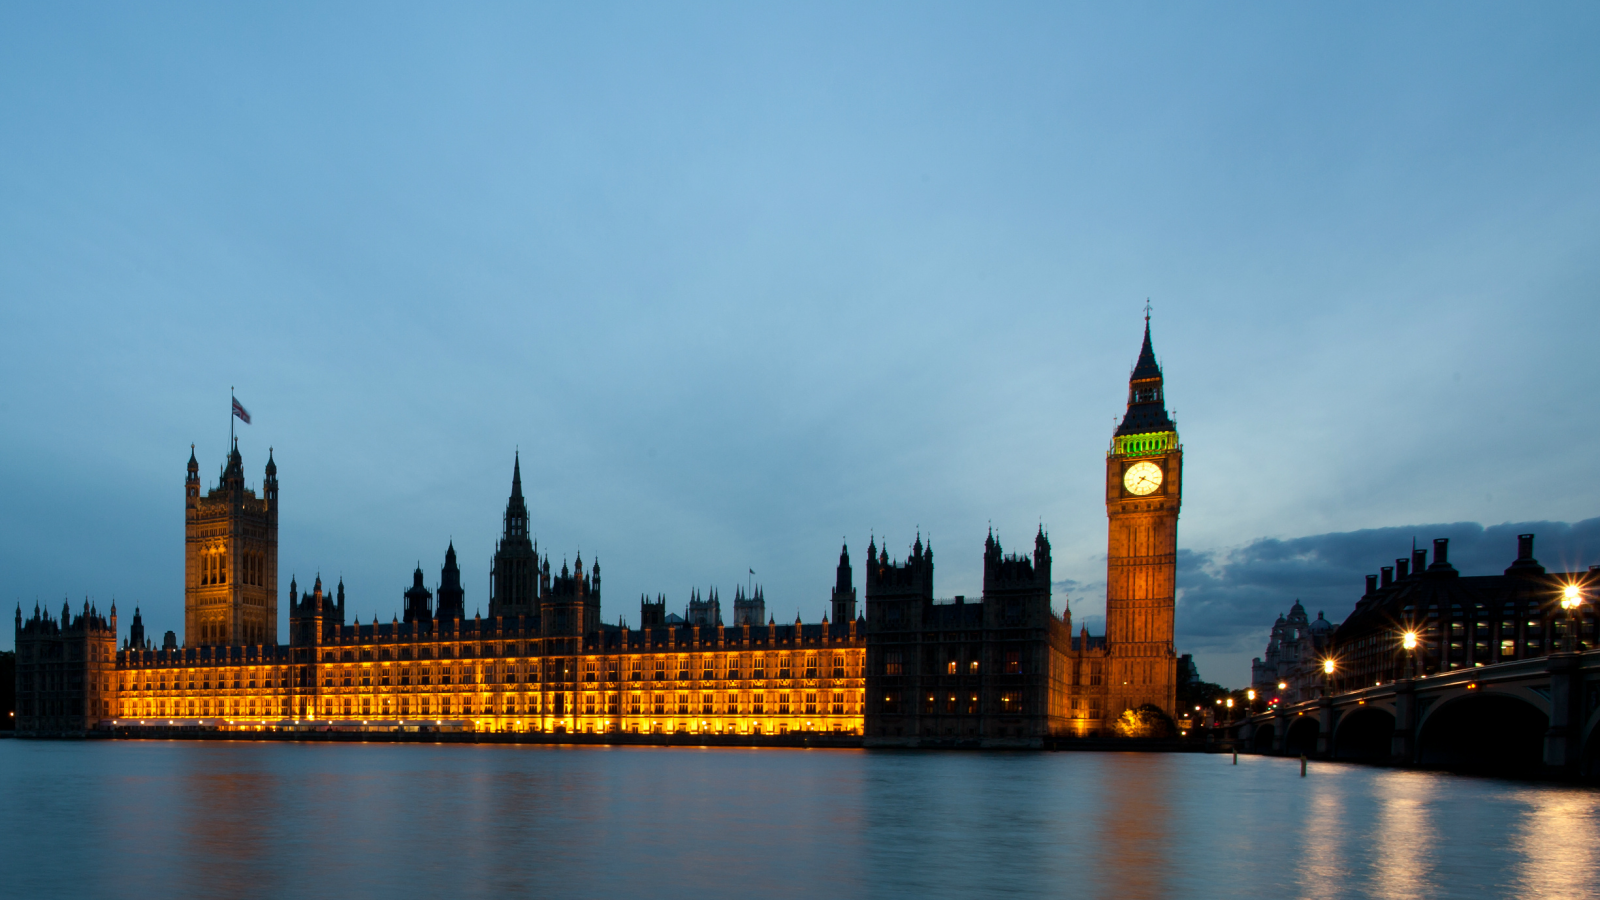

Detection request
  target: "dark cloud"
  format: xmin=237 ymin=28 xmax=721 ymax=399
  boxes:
xmin=1176 ymin=518 xmax=1600 ymax=657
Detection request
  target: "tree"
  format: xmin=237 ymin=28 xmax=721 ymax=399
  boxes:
xmin=1114 ymin=703 xmax=1177 ymax=739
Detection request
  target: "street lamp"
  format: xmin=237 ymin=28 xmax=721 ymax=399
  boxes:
xmin=1560 ymin=583 xmax=1586 ymax=653
xmin=1246 ymin=688 xmax=1256 ymax=712
xmin=1321 ymin=658 xmax=1336 ymax=698
xmin=1402 ymin=631 xmax=1418 ymax=679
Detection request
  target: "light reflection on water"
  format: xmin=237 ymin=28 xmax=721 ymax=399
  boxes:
xmin=2 ymin=740 xmax=1596 ymax=900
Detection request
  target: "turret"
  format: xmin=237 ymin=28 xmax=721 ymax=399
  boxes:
xmin=403 ymin=565 xmax=433 ymax=624
xmin=831 ymin=542 xmax=857 ymax=624
xmin=186 ymin=445 xmax=200 ymax=506
xmin=437 ymin=541 xmax=466 ymax=619
xmin=263 ymin=447 xmax=278 ymax=507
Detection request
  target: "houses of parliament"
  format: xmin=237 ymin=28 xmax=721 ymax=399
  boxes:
xmin=14 ymin=324 xmax=1183 ymax=747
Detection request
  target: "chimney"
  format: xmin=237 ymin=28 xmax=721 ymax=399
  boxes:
xmin=1365 ymin=574 xmax=1378 ymax=595
xmin=1396 ymin=558 xmax=1410 ymax=579
xmin=1413 ymin=547 xmax=1427 ymax=574
xmin=1381 ymin=566 xmax=1394 ymax=588
xmin=1517 ymin=534 xmax=1535 ymax=561
xmin=1432 ymin=538 xmax=1450 ymax=567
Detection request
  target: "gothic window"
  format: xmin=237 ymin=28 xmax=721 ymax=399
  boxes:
xmin=805 ymin=693 xmax=817 ymax=715
xmin=833 ymin=657 xmax=845 ymax=679
xmin=779 ymin=693 xmax=791 ymax=715
xmin=1006 ymin=651 xmax=1021 ymax=674
xmin=884 ymin=651 xmax=902 ymax=676
xmin=805 ymin=656 xmax=817 ymax=679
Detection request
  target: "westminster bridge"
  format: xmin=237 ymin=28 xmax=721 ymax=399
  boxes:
xmin=1217 ymin=649 xmax=1600 ymax=777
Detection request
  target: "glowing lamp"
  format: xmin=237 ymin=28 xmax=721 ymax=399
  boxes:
xmin=1401 ymin=632 xmax=1417 ymax=650
xmin=1322 ymin=659 xmax=1335 ymax=675
xmin=1246 ymin=689 xmax=1256 ymax=701
xmin=1562 ymin=583 xmax=1583 ymax=610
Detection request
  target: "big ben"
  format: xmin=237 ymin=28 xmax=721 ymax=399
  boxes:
xmin=1104 ymin=316 xmax=1180 ymax=718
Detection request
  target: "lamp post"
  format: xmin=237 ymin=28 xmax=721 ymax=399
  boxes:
xmin=1402 ymin=631 xmax=1418 ymax=680
xmin=1246 ymin=688 xmax=1256 ymax=713
xmin=1560 ymin=583 xmax=1586 ymax=654
xmin=1321 ymin=658 xmax=1335 ymax=698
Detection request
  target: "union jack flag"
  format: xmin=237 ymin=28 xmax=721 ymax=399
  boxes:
xmin=232 ymin=397 xmax=251 ymax=424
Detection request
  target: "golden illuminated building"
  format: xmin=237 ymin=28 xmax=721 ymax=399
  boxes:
xmin=1103 ymin=318 xmax=1181 ymax=719
xmin=13 ymin=321 xmax=1181 ymax=740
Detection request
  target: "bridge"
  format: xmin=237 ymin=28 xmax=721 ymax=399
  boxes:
xmin=1218 ymin=649 xmax=1600 ymax=777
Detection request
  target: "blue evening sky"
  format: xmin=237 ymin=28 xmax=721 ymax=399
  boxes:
xmin=2 ymin=4 xmax=1597 ymax=684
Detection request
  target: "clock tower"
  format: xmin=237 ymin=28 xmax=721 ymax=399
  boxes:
xmin=1104 ymin=317 xmax=1181 ymax=719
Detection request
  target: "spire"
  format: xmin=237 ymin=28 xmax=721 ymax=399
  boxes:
xmin=511 ymin=451 xmax=523 ymax=500
xmin=265 ymin=446 xmax=276 ymax=476
xmin=1115 ymin=316 xmax=1175 ymax=437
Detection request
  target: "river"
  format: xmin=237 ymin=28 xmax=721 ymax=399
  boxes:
xmin=2 ymin=739 xmax=1595 ymax=899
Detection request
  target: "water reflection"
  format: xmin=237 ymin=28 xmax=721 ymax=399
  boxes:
xmin=2 ymin=742 xmax=1598 ymax=900
xmin=1510 ymin=790 xmax=1600 ymax=900
xmin=1091 ymin=754 xmax=1173 ymax=900
xmin=1368 ymin=772 xmax=1439 ymax=900
xmin=1296 ymin=776 xmax=1349 ymax=900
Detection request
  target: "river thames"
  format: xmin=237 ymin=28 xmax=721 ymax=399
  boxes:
xmin=2 ymin=740 xmax=1595 ymax=899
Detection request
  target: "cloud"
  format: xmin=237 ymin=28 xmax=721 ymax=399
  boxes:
xmin=1176 ymin=518 xmax=1600 ymax=659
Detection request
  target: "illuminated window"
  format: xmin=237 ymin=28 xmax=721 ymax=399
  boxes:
xmin=702 ymin=693 xmax=713 ymax=715
xmin=1001 ymin=692 xmax=1020 ymax=712
xmin=947 ymin=660 xmax=958 ymax=675
xmin=968 ymin=660 xmax=979 ymax=675
xmin=779 ymin=693 xmax=791 ymax=715
xmin=677 ymin=693 xmax=689 ymax=715
xmin=653 ymin=693 xmax=665 ymax=715
xmin=1005 ymin=651 xmax=1021 ymax=674
xmin=805 ymin=693 xmax=817 ymax=715
xmin=885 ymin=652 xmax=902 ymax=676
xmin=833 ymin=657 xmax=845 ymax=679
xmin=753 ymin=694 xmax=765 ymax=715
xmin=630 ymin=694 xmax=642 ymax=715
xmin=805 ymin=657 xmax=817 ymax=679
xmin=832 ymin=692 xmax=844 ymax=715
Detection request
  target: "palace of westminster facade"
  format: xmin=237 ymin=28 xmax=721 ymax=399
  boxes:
xmin=14 ymin=324 xmax=1184 ymax=746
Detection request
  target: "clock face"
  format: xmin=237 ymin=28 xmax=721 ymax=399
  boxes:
xmin=1123 ymin=460 xmax=1163 ymax=495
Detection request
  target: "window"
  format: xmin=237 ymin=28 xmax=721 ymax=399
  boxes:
xmin=833 ymin=657 xmax=845 ymax=679
xmin=1005 ymin=651 xmax=1021 ymax=674
xmin=702 ymin=693 xmax=713 ymax=715
xmin=677 ymin=693 xmax=689 ymax=715
xmin=968 ymin=659 xmax=979 ymax=675
xmin=779 ymin=693 xmax=791 ymax=715
xmin=805 ymin=657 xmax=817 ymax=679
xmin=805 ymin=693 xmax=817 ymax=715
xmin=1001 ymin=692 xmax=1020 ymax=712
xmin=630 ymin=694 xmax=642 ymax=715
xmin=832 ymin=692 xmax=844 ymax=715
xmin=885 ymin=652 xmax=902 ymax=676
xmin=947 ymin=660 xmax=958 ymax=675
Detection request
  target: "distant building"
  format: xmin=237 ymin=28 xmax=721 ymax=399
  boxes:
xmin=1250 ymin=601 xmax=1335 ymax=705
xmin=1329 ymin=535 xmax=1596 ymax=690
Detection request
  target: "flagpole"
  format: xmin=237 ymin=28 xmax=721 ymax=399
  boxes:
xmin=231 ymin=386 xmax=235 ymax=447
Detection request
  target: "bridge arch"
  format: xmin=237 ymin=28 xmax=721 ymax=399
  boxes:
xmin=1284 ymin=715 xmax=1319 ymax=756
xmin=1252 ymin=722 xmax=1275 ymax=753
xmin=1333 ymin=706 xmax=1394 ymax=761
xmin=1416 ymin=692 xmax=1546 ymax=774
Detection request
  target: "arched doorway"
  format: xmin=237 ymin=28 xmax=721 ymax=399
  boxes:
xmin=1333 ymin=707 xmax=1395 ymax=761
xmin=1252 ymin=723 xmax=1276 ymax=753
xmin=1416 ymin=693 xmax=1547 ymax=775
xmin=1285 ymin=716 xmax=1320 ymax=756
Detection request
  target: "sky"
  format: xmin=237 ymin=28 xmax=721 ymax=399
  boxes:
xmin=2 ymin=3 xmax=1597 ymax=685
